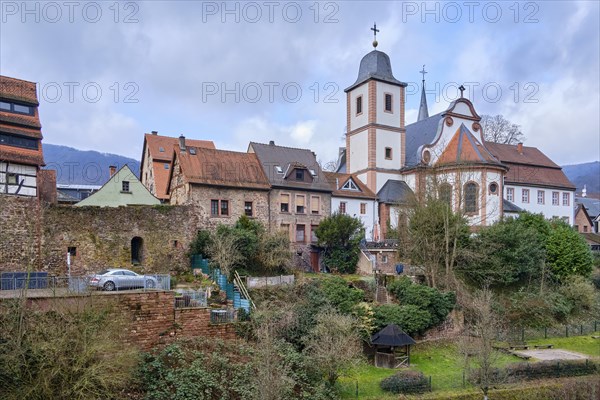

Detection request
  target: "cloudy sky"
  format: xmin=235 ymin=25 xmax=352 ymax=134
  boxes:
xmin=1 ymin=1 xmax=598 ymax=165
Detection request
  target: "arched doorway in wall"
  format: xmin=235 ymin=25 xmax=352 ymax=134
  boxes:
xmin=131 ymin=237 xmax=143 ymax=265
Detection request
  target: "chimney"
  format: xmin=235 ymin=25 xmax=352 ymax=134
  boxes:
xmin=517 ymin=142 xmax=523 ymax=154
xmin=151 ymin=130 xmax=158 ymax=135
xmin=179 ymin=135 xmax=186 ymax=151
xmin=109 ymin=165 xmax=117 ymax=177
xmin=269 ymin=140 xmax=275 ymax=146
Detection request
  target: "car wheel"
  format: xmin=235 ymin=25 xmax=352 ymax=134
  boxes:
xmin=146 ymin=279 xmax=156 ymax=289
xmin=103 ymin=281 xmax=116 ymax=291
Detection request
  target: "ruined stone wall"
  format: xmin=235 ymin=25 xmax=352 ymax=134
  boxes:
xmin=0 ymin=195 xmax=43 ymax=271
xmin=41 ymin=204 xmax=200 ymax=275
xmin=16 ymin=291 xmax=237 ymax=350
xmin=0 ymin=195 xmax=202 ymax=275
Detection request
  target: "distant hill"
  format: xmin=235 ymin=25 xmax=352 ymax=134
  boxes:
xmin=562 ymin=161 xmax=600 ymax=195
xmin=43 ymin=143 xmax=140 ymax=185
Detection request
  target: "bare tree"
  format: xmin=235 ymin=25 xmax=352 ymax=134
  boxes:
xmin=461 ymin=287 xmax=503 ymax=400
xmin=481 ymin=114 xmax=525 ymax=145
xmin=302 ymin=308 xmax=363 ymax=386
xmin=258 ymin=231 xmax=292 ymax=273
xmin=207 ymin=230 xmax=243 ymax=277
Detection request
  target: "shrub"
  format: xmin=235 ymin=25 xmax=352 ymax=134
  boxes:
xmin=320 ymin=276 xmax=364 ymax=314
xmin=380 ymin=370 xmax=429 ymax=394
xmin=372 ymin=304 xmax=431 ymax=336
xmin=138 ymin=338 xmax=257 ymax=400
xmin=387 ymin=277 xmax=455 ymax=327
xmin=0 ymin=299 xmax=138 ymax=400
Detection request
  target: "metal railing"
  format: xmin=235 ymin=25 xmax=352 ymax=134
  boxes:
xmin=0 ymin=274 xmax=171 ymax=296
xmin=174 ymin=289 xmax=208 ymax=308
xmin=210 ymin=309 xmax=236 ymax=324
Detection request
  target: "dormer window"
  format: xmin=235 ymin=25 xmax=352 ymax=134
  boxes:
xmin=295 ymin=169 xmax=304 ymax=181
xmin=342 ymin=179 xmax=359 ymax=191
xmin=159 ymin=147 xmax=165 ymax=152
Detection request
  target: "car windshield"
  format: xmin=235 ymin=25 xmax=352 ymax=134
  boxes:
xmin=97 ymin=269 xmax=111 ymax=275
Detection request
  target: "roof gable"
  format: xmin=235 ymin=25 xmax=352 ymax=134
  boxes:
xmin=171 ymin=146 xmax=270 ymax=190
xmin=323 ymin=172 xmax=377 ymax=199
xmin=436 ymin=124 xmax=500 ymax=166
xmin=75 ymin=165 xmax=160 ymax=207
xmin=249 ymin=142 xmax=332 ymax=192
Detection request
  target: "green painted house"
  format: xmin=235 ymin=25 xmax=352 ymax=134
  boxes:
xmin=75 ymin=165 xmax=160 ymax=207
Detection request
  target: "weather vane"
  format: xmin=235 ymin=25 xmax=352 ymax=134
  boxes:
xmin=459 ymin=85 xmax=466 ymax=98
xmin=371 ymin=22 xmax=379 ymax=48
xmin=420 ymin=65 xmax=427 ymax=82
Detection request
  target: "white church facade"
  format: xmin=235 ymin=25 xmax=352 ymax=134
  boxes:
xmin=337 ymin=42 xmax=575 ymax=238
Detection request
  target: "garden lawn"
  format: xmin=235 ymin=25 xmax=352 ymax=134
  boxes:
xmin=526 ymin=334 xmax=600 ymax=358
xmin=339 ymin=341 xmax=522 ymax=399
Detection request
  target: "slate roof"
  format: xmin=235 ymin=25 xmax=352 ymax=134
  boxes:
xmin=141 ymin=133 xmax=216 ymax=200
xmin=371 ymin=324 xmax=416 ymax=347
xmin=377 ymin=180 xmax=414 ymax=204
xmin=436 ymin=124 xmax=502 ymax=166
xmin=323 ymin=172 xmax=377 ymax=199
xmin=576 ymin=196 xmax=600 ymax=218
xmin=404 ymin=112 xmax=444 ymax=167
xmin=486 ymin=142 xmax=575 ymax=190
xmin=248 ymin=142 xmax=332 ymax=192
xmin=173 ymin=146 xmax=270 ymax=190
xmin=0 ymin=75 xmax=44 ymax=166
xmin=345 ymin=50 xmax=407 ymax=92
xmin=503 ymin=199 xmax=523 ymax=213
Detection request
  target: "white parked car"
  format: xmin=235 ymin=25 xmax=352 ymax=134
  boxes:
xmin=89 ymin=268 xmax=158 ymax=291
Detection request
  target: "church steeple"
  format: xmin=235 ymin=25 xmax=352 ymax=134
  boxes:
xmin=417 ymin=65 xmax=429 ymax=121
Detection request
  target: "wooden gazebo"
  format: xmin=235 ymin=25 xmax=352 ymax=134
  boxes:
xmin=371 ymin=324 xmax=416 ymax=368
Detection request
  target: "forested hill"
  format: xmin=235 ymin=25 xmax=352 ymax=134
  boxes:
xmin=42 ymin=143 xmax=140 ymax=185
xmin=562 ymin=161 xmax=600 ymax=195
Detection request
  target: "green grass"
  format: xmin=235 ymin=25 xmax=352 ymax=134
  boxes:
xmin=526 ymin=334 xmax=600 ymax=358
xmin=338 ymin=341 xmax=521 ymax=399
xmin=339 ymin=335 xmax=600 ymax=399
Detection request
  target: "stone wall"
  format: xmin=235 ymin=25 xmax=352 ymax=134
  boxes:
xmin=177 ymin=184 xmax=270 ymax=229
xmin=18 ymin=290 xmax=237 ymax=350
xmin=0 ymin=195 xmax=43 ymax=271
xmin=0 ymin=195 xmax=201 ymax=275
xmin=41 ymin=203 xmax=200 ymax=275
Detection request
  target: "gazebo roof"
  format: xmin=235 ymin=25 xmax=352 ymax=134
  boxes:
xmin=371 ymin=324 xmax=416 ymax=347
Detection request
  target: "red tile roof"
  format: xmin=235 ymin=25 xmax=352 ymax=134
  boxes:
xmin=173 ymin=146 xmax=270 ymax=190
xmin=436 ymin=124 xmax=501 ymax=166
xmin=324 ymin=172 xmax=377 ymax=199
xmin=144 ymin=133 xmax=215 ymax=162
xmin=142 ymin=133 xmax=216 ymax=199
xmin=486 ymin=142 xmax=575 ymax=190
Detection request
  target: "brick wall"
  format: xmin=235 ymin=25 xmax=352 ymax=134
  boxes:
xmin=17 ymin=291 xmax=237 ymax=350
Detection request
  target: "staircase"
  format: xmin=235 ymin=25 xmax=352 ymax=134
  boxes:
xmin=375 ymin=283 xmax=390 ymax=304
xmin=190 ymin=255 xmax=253 ymax=314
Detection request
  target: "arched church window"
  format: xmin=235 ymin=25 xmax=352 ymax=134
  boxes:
xmin=464 ymin=182 xmax=478 ymax=214
xmin=439 ymin=183 xmax=452 ymax=207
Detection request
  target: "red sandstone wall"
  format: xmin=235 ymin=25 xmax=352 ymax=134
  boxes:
xmin=19 ymin=291 xmax=237 ymax=350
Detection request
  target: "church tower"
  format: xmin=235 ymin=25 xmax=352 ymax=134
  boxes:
xmin=344 ymin=27 xmax=407 ymax=193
